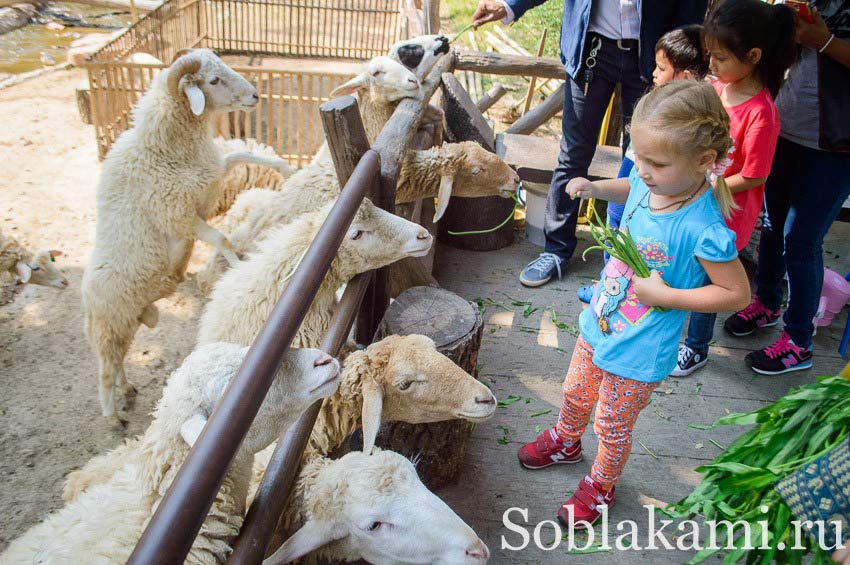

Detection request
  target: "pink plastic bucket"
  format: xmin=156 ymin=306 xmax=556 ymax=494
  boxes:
xmin=814 ymin=269 xmax=850 ymax=327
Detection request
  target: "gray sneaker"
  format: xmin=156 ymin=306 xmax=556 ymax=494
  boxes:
xmin=519 ymin=252 xmax=565 ymax=287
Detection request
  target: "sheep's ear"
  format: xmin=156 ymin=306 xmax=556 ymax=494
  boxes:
xmin=49 ymin=250 xmax=63 ymax=258
xmin=360 ymin=379 xmax=384 ymax=455
xmin=185 ymin=83 xmax=206 ymax=116
xmin=15 ymin=261 xmax=32 ymax=283
xmin=433 ymin=174 xmax=454 ymax=223
xmin=266 ymin=520 xmax=346 ymax=564
xmin=179 ymin=413 xmax=207 ymax=447
xmin=329 ymin=74 xmax=368 ymax=98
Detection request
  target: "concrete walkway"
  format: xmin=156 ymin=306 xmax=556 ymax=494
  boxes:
xmin=432 ymin=222 xmax=850 ymax=564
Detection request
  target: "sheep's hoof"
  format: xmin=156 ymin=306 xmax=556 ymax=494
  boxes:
xmin=108 ymin=413 xmax=129 ymax=432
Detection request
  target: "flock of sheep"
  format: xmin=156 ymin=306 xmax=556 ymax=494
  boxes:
xmin=1 ymin=35 xmax=522 ymax=563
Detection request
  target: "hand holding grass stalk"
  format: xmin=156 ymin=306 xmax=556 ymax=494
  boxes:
xmin=580 ymin=201 xmax=667 ymax=312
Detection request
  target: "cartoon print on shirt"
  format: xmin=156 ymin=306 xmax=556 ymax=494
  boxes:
xmin=592 ymin=261 xmax=631 ymax=335
xmin=589 ymin=236 xmax=674 ymax=335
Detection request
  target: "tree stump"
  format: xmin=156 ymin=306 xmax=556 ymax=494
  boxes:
xmin=438 ymin=72 xmax=514 ymax=252
xmin=373 ymin=286 xmax=484 ymax=489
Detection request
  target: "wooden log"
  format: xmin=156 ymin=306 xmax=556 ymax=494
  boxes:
xmin=76 ymin=85 xmax=92 ymax=125
xmin=372 ymin=286 xmax=484 ymax=490
xmin=438 ymin=72 xmax=514 ymax=251
xmin=368 ymin=54 xmax=451 ymax=311
xmin=505 ymin=82 xmax=565 ymax=135
xmin=453 ymin=49 xmax=565 ymax=80
xmin=422 ymin=0 xmax=439 ymax=34
xmin=320 ymin=97 xmax=380 ymax=344
xmin=476 ymin=82 xmax=506 ymax=112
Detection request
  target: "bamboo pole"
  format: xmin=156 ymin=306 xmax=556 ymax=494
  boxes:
xmin=521 ymin=28 xmax=546 ymax=115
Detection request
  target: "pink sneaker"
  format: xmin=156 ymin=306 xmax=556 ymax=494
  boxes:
xmin=746 ymin=331 xmax=813 ymax=375
xmin=723 ymin=295 xmax=781 ymax=336
xmin=517 ymin=428 xmax=583 ymax=469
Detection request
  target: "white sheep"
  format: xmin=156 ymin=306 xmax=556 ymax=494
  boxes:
xmin=196 ymin=199 xmax=432 ymax=348
xmin=266 ymin=449 xmax=490 ymax=564
xmin=205 ymin=136 xmax=296 ymax=219
xmin=0 ymin=229 xmax=68 ymax=303
xmin=389 ymin=34 xmax=451 ymax=80
xmin=0 ymin=343 xmax=341 ymax=564
xmin=81 ymin=48 xmax=294 ymax=421
xmin=64 ymin=335 xmax=498 ymax=507
xmin=196 ymin=141 xmax=518 ymax=293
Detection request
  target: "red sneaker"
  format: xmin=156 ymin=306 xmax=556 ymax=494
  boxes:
xmin=517 ymin=428 xmax=583 ymax=469
xmin=557 ymin=475 xmax=616 ymax=527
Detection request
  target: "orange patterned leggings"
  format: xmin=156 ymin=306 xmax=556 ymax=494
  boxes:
xmin=555 ymin=336 xmax=659 ymax=490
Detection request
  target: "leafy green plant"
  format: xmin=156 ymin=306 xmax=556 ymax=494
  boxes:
xmin=668 ymin=375 xmax=850 ymax=564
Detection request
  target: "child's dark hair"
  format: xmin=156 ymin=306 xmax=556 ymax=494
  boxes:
xmin=704 ymin=0 xmax=795 ymax=97
xmin=655 ymin=25 xmax=708 ymax=78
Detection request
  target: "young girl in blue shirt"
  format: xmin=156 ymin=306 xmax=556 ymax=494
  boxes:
xmin=517 ymin=80 xmax=751 ymax=527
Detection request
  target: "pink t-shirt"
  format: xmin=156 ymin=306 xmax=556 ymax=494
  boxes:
xmin=712 ymin=80 xmax=781 ymax=250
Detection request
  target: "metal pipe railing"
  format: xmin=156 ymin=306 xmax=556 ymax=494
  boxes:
xmin=228 ymin=271 xmax=373 ymax=564
xmin=127 ymin=150 xmax=380 ymax=564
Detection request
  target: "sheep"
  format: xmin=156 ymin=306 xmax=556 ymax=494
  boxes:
xmin=63 ymin=335 xmax=498 ymax=506
xmin=265 ymin=449 xmax=490 ymax=564
xmin=196 ymin=198 xmax=431 ymax=348
xmin=0 ymin=343 xmax=341 ymax=564
xmin=389 ymin=34 xmax=451 ymax=80
xmin=206 ymin=137 xmax=295 ymax=218
xmin=195 ymin=141 xmax=519 ymax=294
xmin=81 ymin=48 xmax=294 ymax=422
xmin=245 ymin=333 xmax=496 ymax=509
xmin=325 ymin=55 xmax=422 ymax=145
xmin=0 ymin=229 xmax=68 ymax=303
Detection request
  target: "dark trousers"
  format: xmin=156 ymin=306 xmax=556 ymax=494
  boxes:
xmin=545 ymin=37 xmax=645 ymax=260
xmin=755 ymin=136 xmax=850 ymax=348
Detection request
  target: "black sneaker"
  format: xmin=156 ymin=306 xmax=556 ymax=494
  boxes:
xmin=723 ymin=295 xmax=781 ymax=336
xmin=746 ymin=331 xmax=813 ymax=375
xmin=670 ymin=344 xmax=708 ymax=377
xmin=519 ymin=252 xmax=565 ymax=288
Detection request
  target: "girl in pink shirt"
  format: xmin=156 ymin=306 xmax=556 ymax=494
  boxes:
xmin=672 ymin=0 xmax=796 ymax=377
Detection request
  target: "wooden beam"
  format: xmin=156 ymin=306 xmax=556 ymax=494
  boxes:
xmin=505 ymin=82 xmax=565 ymax=135
xmin=476 ymin=82 xmax=506 ymax=112
xmin=454 ymin=49 xmax=565 ymax=80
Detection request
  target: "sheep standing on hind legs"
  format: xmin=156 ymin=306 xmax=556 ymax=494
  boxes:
xmin=0 ymin=344 xmax=340 ymax=564
xmin=81 ymin=48 xmax=294 ymax=423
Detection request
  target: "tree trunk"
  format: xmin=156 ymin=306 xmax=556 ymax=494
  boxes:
xmin=372 ymin=286 xmax=484 ymax=490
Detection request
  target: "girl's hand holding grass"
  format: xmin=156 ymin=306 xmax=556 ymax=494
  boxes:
xmin=631 ymin=270 xmax=669 ymax=308
xmin=566 ymin=177 xmax=596 ymax=200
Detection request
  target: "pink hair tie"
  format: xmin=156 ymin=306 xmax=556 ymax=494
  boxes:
xmin=708 ymin=145 xmax=735 ymax=184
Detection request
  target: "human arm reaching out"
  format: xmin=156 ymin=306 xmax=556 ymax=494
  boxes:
xmin=566 ymin=177 xmax=631 ymax=204
xmin=632 ymin=258 xmax=750 ymax=312
xmin=797 ymin=8 xmax=850 ymax=69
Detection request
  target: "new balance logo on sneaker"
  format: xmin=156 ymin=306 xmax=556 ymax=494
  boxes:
xmin=746 ymin=331 xmax=813 ymax=375
xmin=517 ymin=428 xmax=583 ymax=469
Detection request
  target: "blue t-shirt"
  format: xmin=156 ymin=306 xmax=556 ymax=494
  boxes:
xmin=578 ymin=168 xmax=738 ymax=382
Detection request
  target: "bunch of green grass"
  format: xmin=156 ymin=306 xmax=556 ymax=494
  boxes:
xmin=580 ymin=202 xmax=665 ymax=311
xmin=667 ymin=375 xmax=850 ymax=564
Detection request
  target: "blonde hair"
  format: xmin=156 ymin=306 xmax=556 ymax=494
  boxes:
xmin=629 ymin=80 xmax=736 ymax=218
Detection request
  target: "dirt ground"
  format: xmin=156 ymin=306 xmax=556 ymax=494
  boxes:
xmin=0 ymin=67 xmax=209 ymax=547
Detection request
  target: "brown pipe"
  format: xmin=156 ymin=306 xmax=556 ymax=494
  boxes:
xmin=127 ymin=150 xmax=380 ymax=565
xmin=228 ymin=271 xmax=374 ymax=564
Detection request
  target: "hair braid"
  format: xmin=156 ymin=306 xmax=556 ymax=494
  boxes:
xmin=629 ymin=80 xmax=737 ymax=218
